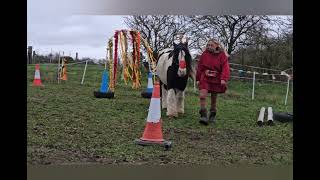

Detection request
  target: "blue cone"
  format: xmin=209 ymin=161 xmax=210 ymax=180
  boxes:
xmin=141 ymin=71 xmax=153 ymax=98
xmin=100 ymin=70 xmax=109 ymax=93
xmin=145 ymin=72 xmax=153 ymax=93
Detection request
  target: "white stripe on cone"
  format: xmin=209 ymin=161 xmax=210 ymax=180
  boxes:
xmin=34 ymin=70 xmax=40 ymax=79
xmin=147 ymin=77 xmax=153 ymax=89
xmin=147 ymin=98 xmax=161 ymax=123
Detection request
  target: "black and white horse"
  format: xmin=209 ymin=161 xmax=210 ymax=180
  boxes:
xmin=156 ymin=43 xmax=194 ymax=118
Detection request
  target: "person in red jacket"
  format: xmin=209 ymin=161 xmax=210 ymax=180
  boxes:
xmin=196 ymin=39 xmax=230 ymax=125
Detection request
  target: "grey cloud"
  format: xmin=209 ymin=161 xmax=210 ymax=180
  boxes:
xmin=28 ymin=3 xmax=127 ymax=59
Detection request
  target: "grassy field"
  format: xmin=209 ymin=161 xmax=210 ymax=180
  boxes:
xmin=27 ymin=64 xmax=293 ymax=166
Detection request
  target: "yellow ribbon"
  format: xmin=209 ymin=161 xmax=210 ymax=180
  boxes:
xmin=108 ymin=38 xmax=114 ymax=91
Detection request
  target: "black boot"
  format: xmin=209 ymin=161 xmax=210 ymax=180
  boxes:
xmin=209 ymin=111 xmax=217 ymax=124
xmin=199 ymin=108 xmax=209 ymax=125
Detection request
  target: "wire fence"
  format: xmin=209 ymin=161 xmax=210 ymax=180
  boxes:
xmin=28 ymin=62 xmax=293 ymax=106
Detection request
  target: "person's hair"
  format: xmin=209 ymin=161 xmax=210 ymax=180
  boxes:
xmin=207 ymin=39 xmax=229 ymax=57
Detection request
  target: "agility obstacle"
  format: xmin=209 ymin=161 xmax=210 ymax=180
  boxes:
xmin=135 ymin=81 xmax=172 ymax=150
xmin=98 ymin=29 xmax=157 ymax=98
xmin=32 ymin=64 xmax=43 ymax=87
xmin=93 ymin=43 xmax=114 ymax=99
xmin=141 ymin=71 xmax=153 ymax=98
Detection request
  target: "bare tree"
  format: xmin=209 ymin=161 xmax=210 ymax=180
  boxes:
xmin=124 ymin=15 xmax=188 ymax=52
xmin=186 ymin=15 xmax=271 ymax=55
xmin=123 ymin=15 xmax=292 ymax=70
xmin=232 ymin=19 xmax=292 ymax=71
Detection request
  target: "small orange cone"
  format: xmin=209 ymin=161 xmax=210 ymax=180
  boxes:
xmin=135 ymin=81 xmax=172 ymax=150
xmin=32 ymin=64 xmax=43 ymax=86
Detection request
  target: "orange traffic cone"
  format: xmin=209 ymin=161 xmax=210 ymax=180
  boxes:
xmin=135 ymin=81 xmax=172 ymax=150
xmin=32 ymin=64 xmax=43 ymax=86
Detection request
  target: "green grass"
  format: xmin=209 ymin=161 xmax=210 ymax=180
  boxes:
xmin=27 ymin=64 xmax=293 ymax=166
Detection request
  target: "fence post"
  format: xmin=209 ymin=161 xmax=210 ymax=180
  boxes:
xmin=81 ymin=60 xmax=88 ymax=85
xmin=252 ymin=71 xmax=256 ymax=100
xmin=285 ymin=76 xmax=290 ymax=105
xmin=57 ymin=53 xmax=61 ymax=84
xmin=27 ymin=46 xmax=33 ymax=64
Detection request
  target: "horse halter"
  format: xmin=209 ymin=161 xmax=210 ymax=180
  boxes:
xmin=172 ymin=33 xmax=189 ymax=70
xmin=179 ymin=60 xmax=186 ymax=68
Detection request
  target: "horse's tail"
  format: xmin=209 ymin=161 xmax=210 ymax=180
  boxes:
xmin=189 ymin=60 xmax=197 ymax=81
xmin=159 ymin=79 xmax=162 ymax=99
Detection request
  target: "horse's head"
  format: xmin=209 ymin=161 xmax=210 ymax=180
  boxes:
xmin=172 ymin=43 xmax=192 ymax=78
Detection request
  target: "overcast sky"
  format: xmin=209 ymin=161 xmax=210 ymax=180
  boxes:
xmin=27 ymin=0 xmax=292 ymax=60
xmin=27 ymin=0 xmax=129 ymax=59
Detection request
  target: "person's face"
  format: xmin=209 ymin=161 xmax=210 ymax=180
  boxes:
xmin=206 ymin=41 xmax=219 ymax=52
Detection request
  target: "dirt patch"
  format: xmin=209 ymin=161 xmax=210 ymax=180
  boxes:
xmin=27 ymin=146 xmax=114 ymax=165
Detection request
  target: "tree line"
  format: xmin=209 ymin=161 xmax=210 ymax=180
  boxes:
xmin=124 ymin=15 xmax=292 ymax=70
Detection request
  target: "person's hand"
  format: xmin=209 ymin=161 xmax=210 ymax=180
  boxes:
xmin=221 ymin=80 xmax=227 ymax=85
xmin=205 ymin=70 xmax=210 ymax=76
xmin=196 ymin=81 xmax=200 ymax=87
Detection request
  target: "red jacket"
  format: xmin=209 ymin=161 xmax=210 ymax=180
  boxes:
xmin=196 ymin=50 xmax=230 ymax=92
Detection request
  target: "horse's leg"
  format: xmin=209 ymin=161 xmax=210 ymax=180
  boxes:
xmin=167 ymin=88 xmax=178 ymax=117
xmin=161 ymin=84 xmax=167 ymax=109
xmin=176 ymin=89 xmax=185 ymax=114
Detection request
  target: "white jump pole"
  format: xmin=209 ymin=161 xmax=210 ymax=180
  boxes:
xmin=252 ymin=71 xmax=256 ymax=100
xmin=285 ymin=76 xmax=290 ymax=105
xmin=81 ymin=60 xmax=88 ymax=85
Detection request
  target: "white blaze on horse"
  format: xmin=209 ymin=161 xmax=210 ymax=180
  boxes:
xmin=155 ymin=36 xmax=194 ymax=118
